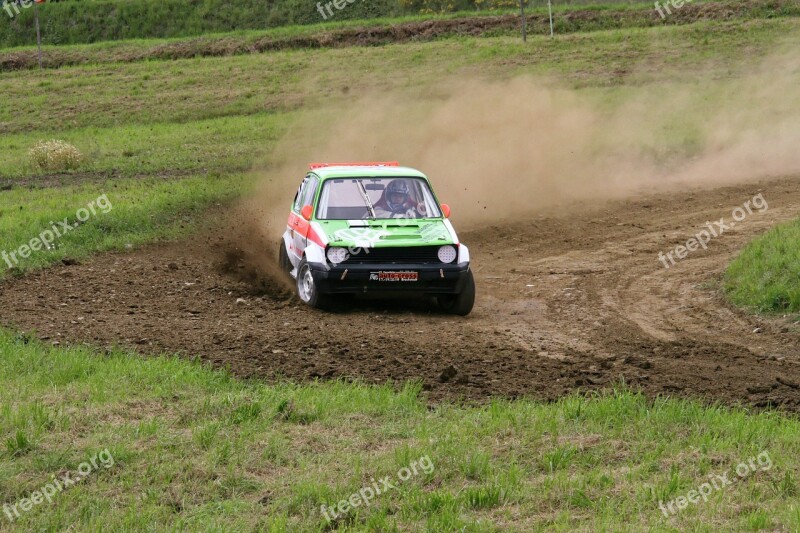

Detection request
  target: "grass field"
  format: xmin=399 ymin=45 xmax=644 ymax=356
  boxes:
xmin=0 ymin=0 xmax=397 ymax=47
xmin=1 ymin=18 xmax=795 ymax=133
xmin=0 ymin=0 xmax=739 ymax=48
xmin=0 ymin=175 xmax=246 ymax=277
xmin=726 ymin=219 xmax=800 ymax=313
xmin=2 ymin=332 xmax=799 ymax=531
xmin=7 ymin=0 xmax=794 ymax=70
xmin=1 ymin=5 xmax=799 ymax=530
xmin=0 ymin=113 xmax=287 ymax=178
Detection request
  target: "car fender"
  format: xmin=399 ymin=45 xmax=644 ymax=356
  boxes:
xmin=282 ymin=229 xmax=299 ymax=268
xmin=304 ymin=242 xmax=327 ymax=265
xmin=458 ymin=243 xmax=470 ymax=264
xmin=309 ymin=222 xmax=329 ymax=247
xmin=443 ymin=219 xmax=460 ymax=244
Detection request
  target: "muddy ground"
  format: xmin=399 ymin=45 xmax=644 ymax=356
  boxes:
xmin=1 ymin=177 xmax=799 ymax=408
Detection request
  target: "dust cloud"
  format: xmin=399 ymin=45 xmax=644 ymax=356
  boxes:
xmin=228 ymin=48 xmax=800 ymax=287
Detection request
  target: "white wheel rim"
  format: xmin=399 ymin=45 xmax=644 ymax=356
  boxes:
xmin=299 ymin=266 xmax=314 ymax=303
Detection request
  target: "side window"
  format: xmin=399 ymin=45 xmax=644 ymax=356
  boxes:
xmin=293 ymin=177 xmax=309 ymax=213
xmin=302 ymin=176 xmax=319 ymax=209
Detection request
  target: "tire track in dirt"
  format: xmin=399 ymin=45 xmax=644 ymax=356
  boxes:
xmin=1 ymin=176 xmax=798 ymax=407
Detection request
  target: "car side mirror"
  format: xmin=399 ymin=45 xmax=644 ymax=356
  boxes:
xmin=441 ymin=204 xmax=451 ymax=218
xmin=301 ymin=205 xmax=313 ymax=221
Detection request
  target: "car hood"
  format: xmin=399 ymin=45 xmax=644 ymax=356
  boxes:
xmin=316 ymin=219 xmax=456 ymax=248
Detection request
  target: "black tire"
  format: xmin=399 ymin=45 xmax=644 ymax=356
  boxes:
xmin=438 ymin=270 xmax=475 ymax=316
xmin=296 ymin=258 xmax=331 ymax=309
xmin=278 ymin=240 xmax=291 ymax=273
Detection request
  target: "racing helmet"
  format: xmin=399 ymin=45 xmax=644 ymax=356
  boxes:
xmin=385 ymin=179 xmax=410 ymax=213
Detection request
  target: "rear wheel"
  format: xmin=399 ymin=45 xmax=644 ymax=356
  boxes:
xmin=438 ymin=270 xmax=475 ymax=316
xmin=296 ymin=258 xmax=330 ymax=309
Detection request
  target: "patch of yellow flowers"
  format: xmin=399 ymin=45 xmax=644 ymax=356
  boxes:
xmin=28 ymin=140 xmax=85 ymax=172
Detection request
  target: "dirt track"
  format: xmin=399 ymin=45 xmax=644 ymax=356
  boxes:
xmin=1 ymin=177 xmax=799 ymax=408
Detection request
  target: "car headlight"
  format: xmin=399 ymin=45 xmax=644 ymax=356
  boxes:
xmin=326 ymin=247 xmax=349 ymax=264
xmin=437 ymin=245 xmax=457 ymax=263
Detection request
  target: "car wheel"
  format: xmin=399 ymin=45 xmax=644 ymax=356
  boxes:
xmin=296 ymin=258 xmax=330 ymax=309
xmin=278 ymin=240 xmax=291 ymax=273
xmin=438 ymin=270 xmax=475 ymax=316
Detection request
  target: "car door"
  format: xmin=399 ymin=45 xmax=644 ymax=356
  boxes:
xmin=289 ymin=175 xmax=319 ymax=262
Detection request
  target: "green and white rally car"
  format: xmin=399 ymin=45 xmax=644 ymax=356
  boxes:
xmin=279 ymin=162 xmax=475 ymax=315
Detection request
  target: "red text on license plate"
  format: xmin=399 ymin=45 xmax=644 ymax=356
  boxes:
xmin=370 ymin=271 xmax=418 ymax=282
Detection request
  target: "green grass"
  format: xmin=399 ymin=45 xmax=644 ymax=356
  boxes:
xmin=0 ymin=112 xmax=288 ymax=180
xmin=0 ymin=331 xmax=798 ymax=530
xmin=6 ymin=0 xmax=780 ymax=71
xmin=725 ymin=219 xmax=800 ymax=313
xmin=0 ymin=0 xmax=399 ymax=47
xmin=0 ymin=0 xmax=734 ymax=48
xmin=0 ymin=174 xmax=246 ymax=278
xmin=2 ymin=17 xmax=797 ymax=135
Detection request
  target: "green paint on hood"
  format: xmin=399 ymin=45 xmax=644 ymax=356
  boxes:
xmin=316 ymin=219 xmax=455 ymax=248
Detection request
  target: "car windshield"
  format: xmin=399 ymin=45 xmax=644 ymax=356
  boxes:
xmin=316 ymin=177 xmax=442 ymax=220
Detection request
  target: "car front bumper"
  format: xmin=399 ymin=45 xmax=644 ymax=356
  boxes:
xmin=308 ymin=262 xmax=471 ymax=295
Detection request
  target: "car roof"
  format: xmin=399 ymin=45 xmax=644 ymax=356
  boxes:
xmin=310 ymin=165 xmax=428 ymax=181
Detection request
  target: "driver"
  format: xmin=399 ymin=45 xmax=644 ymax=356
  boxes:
xmin=374 ymin=179 xmax=420 ymax=218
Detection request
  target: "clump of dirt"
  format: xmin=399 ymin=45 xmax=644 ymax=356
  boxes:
xmin=209 ymin=207 xmax=295 ymax=299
